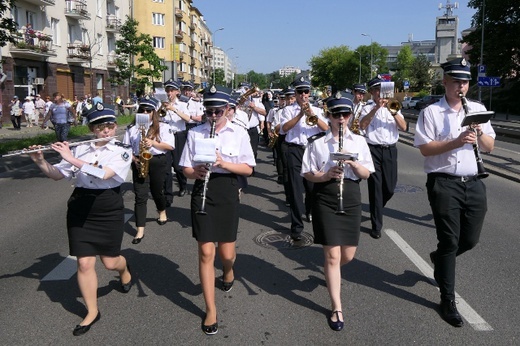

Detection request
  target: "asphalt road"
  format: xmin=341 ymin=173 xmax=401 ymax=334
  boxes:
xmin=0 ymin=138 xmax=519 ymax=345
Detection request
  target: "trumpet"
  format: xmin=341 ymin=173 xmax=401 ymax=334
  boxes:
xmin=302 ymin=102 xmax=318 ymax=126
xmin=2 ymin=137 xmax=117 ymax=158
xmin=238 ymin=84 xmax=260 ymax=106
xmin=380 ymin=81 xmax=401 ymax=115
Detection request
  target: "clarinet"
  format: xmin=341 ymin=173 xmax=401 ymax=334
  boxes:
xmin=196 ymin=120 xmax=217 ymax=215
xmin=335 ymin=123 xmax=346 ymax=215
xmin=459 ymin=93 xmax=489 ymax=179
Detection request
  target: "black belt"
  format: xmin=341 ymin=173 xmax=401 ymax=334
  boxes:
xmin=368 ymin=143 xmax=396 ymax=148
xmin=428 ymin=172 xmax=479 ymax=183
xmin=286 ymin=142 xmax=305 ymax=148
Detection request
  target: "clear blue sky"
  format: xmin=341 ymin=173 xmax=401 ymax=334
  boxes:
xmin=192 ymin=0 xmax=478 ymax=74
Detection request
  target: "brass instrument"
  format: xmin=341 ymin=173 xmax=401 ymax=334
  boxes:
xmin=350 ymin=102 xmax=365 ymax=135
xmin=302 ymin=102 xmax=318 ymax=126
xmin=238 ymin=84 xmax=260 ymax=106
xmin=459 ymin=92 xmax=488 ymax=178
xmin=267 ymin=127 xmax=279 ymax=149
xmin=138 ymin=126 xmax=153 ymax=178
xmin=2 ymin=137 xmax=116 ymax=158
xmin=335 ymin=123 xmax=346 ymax=215
xmin=380 ymin=81 xmax=401 ymax=116
xmin=197 ymin=120 xmax=217 ymax=215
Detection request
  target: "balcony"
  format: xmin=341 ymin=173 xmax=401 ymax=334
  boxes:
xmin=189 ymin=20 xmax=196 ymax=30
xmin=175 ymin=9 xmax=183 ymax=18
xmin=64 ymin=0 xmax=91 ymax=20
xmin=66 ymin=43 xmax=91 ymax=64
xmin=24 ymin=0 xmax=55 ymax=6
xmin=9 ymin=32 xmax=57 ymax=59
xmin=175 ymin=30 xmax=183 ymax=40
xmin=106 ymin=15 xmax=121 ymax=32
xmin=107 ymin=53 xmax=118 ymax=69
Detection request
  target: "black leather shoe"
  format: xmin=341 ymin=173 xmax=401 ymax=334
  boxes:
xmin=73 ymin=311 xmax=101 ymax=336
xmin=121 ymin=265 xmax=132 ymax=293
xmin=305 ymin=213 xmax=312 ymax=223
xmin=201 ymin=316 xmax=218 ymax=335
xmin=370 ymin=229 xmax=382 ymax=239
xmin=178 ymin=189 xmax=187 ymax=197
xmin=156 ymin=218 xmax=168 ymax=226
xmin=440 ymin=300 xmax=464 ymax=327
xmin=222 ymin=279 xmax=234 ymax=292
xmin=328 ymin=310 xmax=344 ymax=331
xmin=132 ymin=235 xmax=144 ymax=244
xmin=291 ymin=233 xmax=302 ymax=241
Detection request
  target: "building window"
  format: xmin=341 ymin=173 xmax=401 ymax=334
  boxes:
xmin=153 ymin=37 xmax=165 ymax=49
xmin=51 ymin=18 xmax=60 ymax=46
xmin=153 ymin=0 xmax=164 ymax=2
xmin=152 ymin=13 xmax=165 ymax=26
xmin=97 ymin=33 xmax=103 ymax=55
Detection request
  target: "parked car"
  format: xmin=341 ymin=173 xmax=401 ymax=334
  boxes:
xmin=402 ymin=96 xmax=422 ymax=109
xmin=415 ymin=95 xmax=442 ymax=110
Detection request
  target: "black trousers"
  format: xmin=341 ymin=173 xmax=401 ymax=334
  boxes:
xmin=426 ymin=173 xmax=487 ymax=301
xmin=164 ymin=131 xmax=188 ymax=203
xmin=248 ymin=127 xmax=259 ymax=159
xmin=286 ymin=144 xmax=313 ymax=235
xmin=367 ymin=144 xmax=398 ymax=232
xmin=132 ymin=155 xmax=168 ymax=227
xmin=278 ymin=137 xmax=290 ymax=202
xmin=11 ymin=115 xmax=21 ymax=128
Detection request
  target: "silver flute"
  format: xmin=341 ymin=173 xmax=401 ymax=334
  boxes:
xmin=2 ymin=137 xmax=116 ymax=158
xmin=196 ymin=120 xmax=217 ymax=215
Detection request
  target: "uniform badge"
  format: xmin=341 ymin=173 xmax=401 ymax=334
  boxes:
xmin=96 ymin=103 xmax=104 ymax=111
xmin=299 ymin=76 xmax=305 ymax=82
xmin=461 ymin=58 xmax=467 ymax=66
xmin=335 ymin=91 xmax=342 ymax=99
xmin=122 ymin=152 xmax=130 ymax=161
xmin=210 ymin=85 xmax=217 ymax=93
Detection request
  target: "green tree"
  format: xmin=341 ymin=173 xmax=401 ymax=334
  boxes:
xmin=464 ymin=0 xmax=520 ymax=80
xmin=214 ymin=68 xmax=225 ymax=86
xmin=0 ymin=0 xmax=18 ymax=47
xmin=392 ymin=45 xmax=415 ymax=90
xmin=309 ymin=45 xmax=358 ymax=91
xmin=110 ymin=16 xmax=167 ymax=95
xmin=410 ymin=54 xmax=435 ymax=92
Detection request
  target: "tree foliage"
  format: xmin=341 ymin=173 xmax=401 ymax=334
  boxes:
xmin=464 ymin=0 xmax=520 ymax=80
xmin=110 ymin=16 xmax=167 ymax=94
xmin=0 ymin=0 xmax=18 ymax=47
xmin=309 ymin=45 xmax=359 ymax=91
xmin=409 ymin=54 xmax=435 ymax=92
xmin=213 ymin=68 xmax=225 ymax=86
xmin=392 ymin=46 xmax=415 ymax=90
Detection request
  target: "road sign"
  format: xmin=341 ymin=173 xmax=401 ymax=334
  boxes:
xmin=477 ymin=76 xmax=501 ymax=87
xmin=403 ymin=80 xmax=409 ymax=90
xmin=478 ymin=65 xmax=486 ymax=74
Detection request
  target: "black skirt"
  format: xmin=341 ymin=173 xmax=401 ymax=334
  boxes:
xmin=311 ymin=179 xmax=362 ymax=246
xmin=67 ymin=187 xmax=124 ymax=257
xmin=191 ymin=173 xmax=239 ymax=242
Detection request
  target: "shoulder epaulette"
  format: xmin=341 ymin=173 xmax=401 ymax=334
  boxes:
xmin=126 ymin=123 xmax=135 ymax=130
xmin=307 ymin=132 xmax=326 ymax=144
xmin=114 ymin=141 xmax=132 ymax=149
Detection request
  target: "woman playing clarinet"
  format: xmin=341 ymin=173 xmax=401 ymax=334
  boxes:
xmin=179 ymin=86 xmax=256 ymax=335
xmin=301 ymin=93 xmax=374 ymax=331
xmin=28 ymin=104 xmax=133 ymax=336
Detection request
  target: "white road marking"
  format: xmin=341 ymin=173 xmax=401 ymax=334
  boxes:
xmin=385 ymin=229 xmax=494 ymax=331
xmin=41 ymin=255 xmax=77 ymax=281
xmin=41 ymin=213 xmax=134 ymax=282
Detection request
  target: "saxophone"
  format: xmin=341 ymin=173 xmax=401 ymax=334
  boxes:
xmin=138 ymin=126 xmax=153 ymax=178
xmin=350 ymin=101 xmax=365 ymax=135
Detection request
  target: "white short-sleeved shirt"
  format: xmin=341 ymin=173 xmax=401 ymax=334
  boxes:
xmin=414 ymin=96 xmax=496 ymax=176
xmin=162 ymin=99 xmax=190 ymax=132
xmin=246 ymin=97 xmax=266 ymax=128
xmin=360 ymin=103 xmax=403 ymax=145
xmin=179 ymin=118 xmax=256 ymax=174
xmin=186 ymin=98 xmax=204 ymax=123
xmin=302 ymin=130 xmax=375 ymax=180
xmin=22 ymin=101 xmax=35 ymax=115
xmin=123 ymin=122 xmax=176 ymax=156
xmin=280 ymin=103 xmax=326 ymax=146
xmin=54 ymin=140 xmax=132 ymax=189
xmin=231 ymin=109 xmax=249 ymax=130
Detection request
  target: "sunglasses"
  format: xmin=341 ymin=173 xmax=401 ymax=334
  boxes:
xmin=93 ymin=123 xmax=116 ymax=131
xmin=296 ymin=89 xmax=310 ymax=95
xmin=138 ymin=108 xmax=154 ymax=113
xmin=205 ymin=108 xmax=225 ymax=117
xmin=331 ymin=112 xmax=352 ymax=119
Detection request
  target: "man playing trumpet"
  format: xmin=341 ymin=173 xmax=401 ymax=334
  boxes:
xmin=414 ymin=58 xmax=495 ymax=327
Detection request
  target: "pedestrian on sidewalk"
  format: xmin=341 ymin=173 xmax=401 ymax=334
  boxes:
xmin=27 ymin=103 xmax=133 ymax=336
xmin=22 ymin=96 xmax=36 ymax=127
xmin=42 ymin=92 xmax=72 ymax=141
xmin=9 ymin=96 xmax=21 ymax=130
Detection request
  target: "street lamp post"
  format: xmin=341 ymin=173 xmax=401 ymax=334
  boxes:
xmin=212 ymin=27 xmax=224 ymax=85
xmin=354 ymin=51 xmax=361 ymax=83
xmin=362 ymin=33 xmax=373 ymax=78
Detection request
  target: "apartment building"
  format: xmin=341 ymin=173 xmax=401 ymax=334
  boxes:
xmin=131 ymin=0 xmax=213 ymax=86
xmin=1 ymin=0 xmax=129 ymax=111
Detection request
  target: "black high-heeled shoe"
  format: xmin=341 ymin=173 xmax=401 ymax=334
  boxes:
xmin=156 ymin=218 xmax=168 ymax=226
xmin=121 ymin=264 xmax=132 ymax=293
xmin=201 ymin=315 xmax=218 ymax=335
xmin=132 ymin=234 xmax=144 ymax=244
xmin=73 ymin=311 xmax=101 ymax=336
xmin=328 ymin=310 xmax=344 ymax=331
